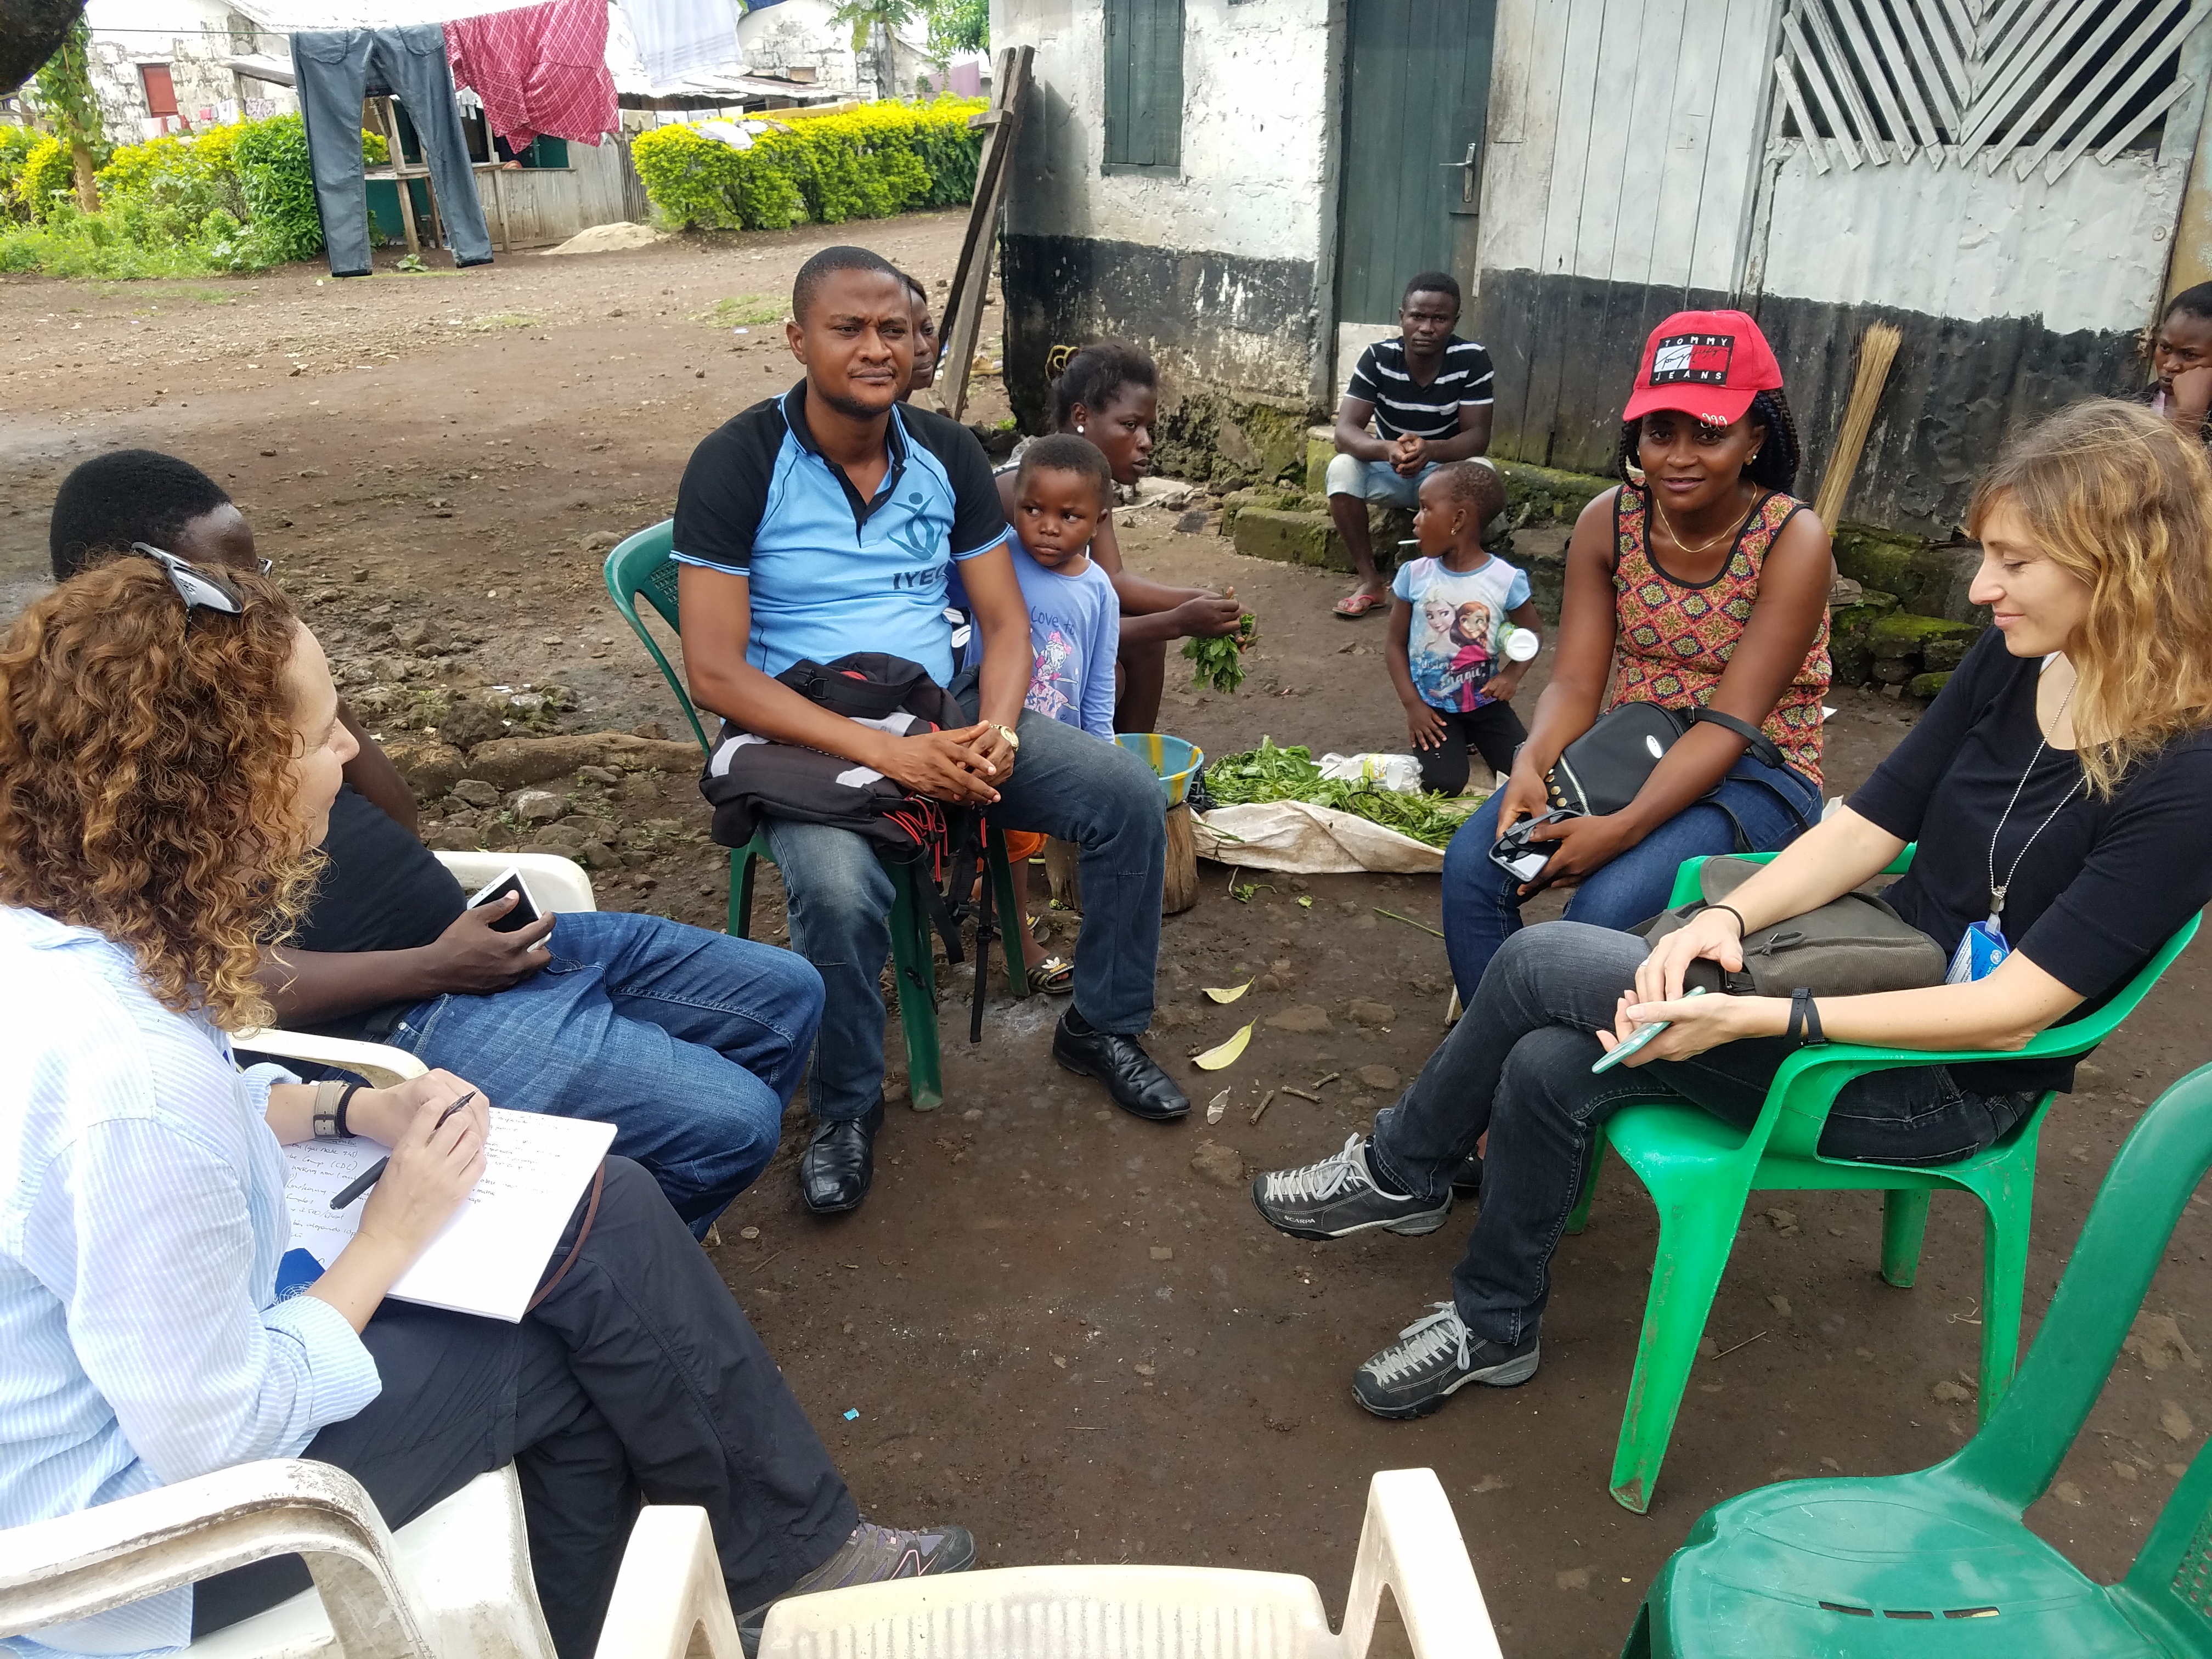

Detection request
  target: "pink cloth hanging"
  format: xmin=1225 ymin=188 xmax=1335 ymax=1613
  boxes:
xmin=444 ymin=0 xmax=616 ymax=149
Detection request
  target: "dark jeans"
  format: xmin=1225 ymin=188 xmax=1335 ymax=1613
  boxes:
xmin=1414 ymin=700 xmax=1528 ymax=797
xmin=190 ymin=1159 xmax=856 ymax=1659
xmin=293 ymin=26 xmax=493 ymax=277
xmin=1365 ymin=923 xmax=2037 ymax=1349
xmin=765 ymin=699 xmax=1164 ymax=1121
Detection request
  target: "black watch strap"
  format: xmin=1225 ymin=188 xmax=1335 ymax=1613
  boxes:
xmin=1787 ymin=987 xmax=1827 ymax=1048
xmin=335 ymin=1081 xmax=366 ymax=1138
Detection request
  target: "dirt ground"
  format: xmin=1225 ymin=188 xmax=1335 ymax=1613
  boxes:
xmin=6 ymin=213 xmax=2212 ymax=1657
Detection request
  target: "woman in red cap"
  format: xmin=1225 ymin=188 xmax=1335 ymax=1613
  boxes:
xmin=1435 ymin=309 xmax=1831 ymax=996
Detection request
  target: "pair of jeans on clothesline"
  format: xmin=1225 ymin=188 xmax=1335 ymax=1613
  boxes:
xmin=294 ymin=25 xmax=493 ymax=278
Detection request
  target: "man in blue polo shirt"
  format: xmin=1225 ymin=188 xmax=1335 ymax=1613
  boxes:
xmin=674 ymin=246 xmax=1186 ymax=1216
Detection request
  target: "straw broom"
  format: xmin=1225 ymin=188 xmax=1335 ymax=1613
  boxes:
xmin=1812 ymin=321 xmax=1902 ymax=528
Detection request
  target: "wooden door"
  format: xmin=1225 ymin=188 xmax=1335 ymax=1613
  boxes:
xmin=1333 ymin=0 xmax=1497 ymax=328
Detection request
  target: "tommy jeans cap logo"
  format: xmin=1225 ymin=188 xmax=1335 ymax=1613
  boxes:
xmin=1650 ymin=334 xmax=1734 ymax=385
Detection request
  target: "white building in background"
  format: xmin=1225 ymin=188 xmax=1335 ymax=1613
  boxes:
xmin=992 ymin=0 xmax=2212 ymax=535
xmin=80 ymin=0 xmax=297 ymax=139
xmin=736 ymin=0 xmax=934 ymax=102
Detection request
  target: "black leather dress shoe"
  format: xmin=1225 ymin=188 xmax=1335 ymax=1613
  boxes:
xmin=1052 ymin=1015 xmax=1189 ymax=1122
xmin=799 ymin=1107 xmax=882 ymax=1215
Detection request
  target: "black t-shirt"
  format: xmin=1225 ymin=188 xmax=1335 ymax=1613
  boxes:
xmin=291 ymin=785 xmax=469 ymax=1039
xmin=1849 ymin=628 xmax=2212 ymax=1094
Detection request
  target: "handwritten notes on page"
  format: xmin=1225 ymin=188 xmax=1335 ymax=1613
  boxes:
xmin=284 ymin=1108 xmax=614 ymax=1322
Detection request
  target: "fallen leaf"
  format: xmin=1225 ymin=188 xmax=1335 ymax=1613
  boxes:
xmin=1051 ymin=1355 xmax=1067 ymax=1369
xmin=2163 ymin=1400 xmax=2196 ymax=1442
xmin=1297 ymin=895 xmax=1313 ymax=909
xmin=1192 ymin=1022 xmax=1254 ymax=1071
xmin=1203 ymin=979 xmax=1253 ymax=1003
xmin=1149 ymin=1246 xmax=1174 ymax=1261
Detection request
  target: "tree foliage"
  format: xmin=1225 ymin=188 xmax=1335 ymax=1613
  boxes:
xmin=27 ymin=15 xmax=103 ymax=211
xmin=924 ymin=0 xmax=988 ymax=62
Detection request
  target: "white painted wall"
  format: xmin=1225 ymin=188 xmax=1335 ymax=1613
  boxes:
xmin=737 ymin=0 xmax=932 ymax=99
xmin=1756 ymin=144 xmax=2186 ymax=336
xmin=1001 ymin=0 xmax=1334 ymax=268
xmin=83 ymin=0 xmax=297 ymax=138
xmin=1476 ymin=0 xmax=1778 ymax=296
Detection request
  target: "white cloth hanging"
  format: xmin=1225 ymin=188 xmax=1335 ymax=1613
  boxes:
xmin=617 ymin=0 xmax=738 ymax=88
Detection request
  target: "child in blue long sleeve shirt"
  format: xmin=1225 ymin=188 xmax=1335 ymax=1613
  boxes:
xmin=968 ymin=434 xmax=1119 ymax=992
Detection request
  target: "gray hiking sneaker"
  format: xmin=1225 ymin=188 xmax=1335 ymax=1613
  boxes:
xmin=1250 ymin=1134 xmax=1452 ymax=1240
xmin=1353 ymin=1302 xmax=1540 ymax=1419
xmin=738 ymin=1520 xmax=975 ymax=1654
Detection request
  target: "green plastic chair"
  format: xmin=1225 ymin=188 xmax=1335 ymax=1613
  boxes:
xmin=602 ymin=521 xmax=1027 ymax=1114
xmin=1621 ymin=1059 xmax=2212 ymax=1657
xmin=1567 ymin=848 xmax=2200 ymax=1514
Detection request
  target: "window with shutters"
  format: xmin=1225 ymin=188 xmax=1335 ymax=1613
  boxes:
xmin=1102 ymin=0 xmax=1184 ymax=172
xmin=1774 ymin=0 xmax=2207 ymax=180
xmin=139 ymin=63 xmax=178 ymax=119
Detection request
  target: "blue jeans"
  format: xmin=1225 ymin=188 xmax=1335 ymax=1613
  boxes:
xmin=1438 ymin=754 xmax=1821 ymax=998
xmin=381 ymin=911 xmax=822 ymax=1238
xmin=765 ymin=703 xmax=1165 ymax=1121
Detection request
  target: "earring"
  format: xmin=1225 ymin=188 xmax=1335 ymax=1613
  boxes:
xmin=1075 ymin=424 xmax=1085 ymax=433
xmin=1748 ymin=449 xmax=1762 ymax=461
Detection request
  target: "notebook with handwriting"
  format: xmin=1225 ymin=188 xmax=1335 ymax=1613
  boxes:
xmin=284 ymin=1108 xmax=614 ymax=1322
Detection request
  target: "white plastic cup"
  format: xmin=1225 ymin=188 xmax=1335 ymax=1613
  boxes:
xmin=1499 ymin=623 xmax=1541 ymax=663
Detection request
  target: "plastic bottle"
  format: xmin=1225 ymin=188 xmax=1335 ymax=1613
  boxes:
xmin=1498 ymin=622 xmax=1541 ymax=663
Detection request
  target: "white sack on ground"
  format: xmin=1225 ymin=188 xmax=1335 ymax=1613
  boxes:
xmin=1192 ymin=802 xmax=1443 ymax=875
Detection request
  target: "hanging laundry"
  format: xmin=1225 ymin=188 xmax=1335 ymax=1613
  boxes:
xmin=294 ymin=25 xmax=495 ymax=278
xmin=622 ymin=0 xmax=740 ymax=88
xmin=444 ymin=0 xmax=617 ymax=150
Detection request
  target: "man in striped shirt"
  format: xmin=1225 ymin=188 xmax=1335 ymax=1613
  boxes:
xmin=1327 ymin=272 xmax=1497 ymax=617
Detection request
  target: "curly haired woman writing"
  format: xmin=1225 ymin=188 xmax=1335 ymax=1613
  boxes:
xmin=1252 ymin=399 xmax=2212 ymax=1419
xmin=0 ymin=557 xmax=968 ymax=1658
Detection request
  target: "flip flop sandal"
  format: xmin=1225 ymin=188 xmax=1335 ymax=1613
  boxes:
xmin=1332 ymin=591 xmax=1387 ymax=618
xmin=1028 ymin=955 xmax=1075 ymax=995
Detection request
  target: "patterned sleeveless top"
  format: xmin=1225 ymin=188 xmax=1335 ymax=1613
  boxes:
xmin=1606 ymin=484 xmax=1829 ymax=786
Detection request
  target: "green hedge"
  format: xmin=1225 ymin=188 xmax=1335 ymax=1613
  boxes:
xmin=630 ymin=96 xmax=984 ymax=233
xmin=0 ymin=112 xmax=385 ymax=276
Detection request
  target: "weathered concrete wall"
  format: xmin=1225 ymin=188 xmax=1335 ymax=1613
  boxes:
xmin=736 ymin=0 xmax=931 ymax=100
xmin=83 ymin=0 xmax=296 ymax=139
xmin=995 ymin=0 xmax=1336 ymax=438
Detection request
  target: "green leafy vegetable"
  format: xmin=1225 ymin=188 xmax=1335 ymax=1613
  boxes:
xmin=1182 ymin=612 xmax=1257 ymax=692
xmin=1203 ymin=737 xmax=1484 ymax=849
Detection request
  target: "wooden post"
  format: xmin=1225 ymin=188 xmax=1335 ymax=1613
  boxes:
xmin=938 ymin=44 xmax=1034 ymax=422
xmin=1043 ymin=837 xmax=1081 ymax=912
xmin=1163 ymin=804 xmax=1199 ymax=915
xmin=487 ymin=163 xmax=511 ymax=253
xmin=374 ymin=98 xmax=419 ymax=258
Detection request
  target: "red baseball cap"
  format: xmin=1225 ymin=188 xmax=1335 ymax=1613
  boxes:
xmin=1622 ymin=309 xmax=1784 ymax=427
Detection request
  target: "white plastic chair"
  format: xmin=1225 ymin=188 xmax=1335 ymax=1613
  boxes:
xmin=239 ymin=851 xmax=596 ymax=1084
xmin=758 ymin=1469 xmax=1502 ymax=1658
xmin=0 ymin=1459 xmax=741 ymax=1659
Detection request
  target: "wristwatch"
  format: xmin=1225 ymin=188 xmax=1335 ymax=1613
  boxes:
xmin=986 ymin=721 xmax=1020 ymax=751
xmin=1785 ymin=988 xmax=1827 ymax=1048
xmin=312 ymin=1079 xmax=367 ymax=1139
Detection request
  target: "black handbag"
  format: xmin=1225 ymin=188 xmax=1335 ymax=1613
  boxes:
xmin=1547 ymin=704 xmax=1812 ymax=851
xmin=698 ymin=651 xmax=964 ymax=861
xmin=1640 ymin=855 xmax=1949 ymax=997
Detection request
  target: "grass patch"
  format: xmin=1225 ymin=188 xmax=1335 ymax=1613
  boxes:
xmin=694 ymin=294 xmax=785 ymax=326
xmin=0 ymin=225 xmax=223 ymax=280
xmin=471 ymin=312 xmax=541 ymax=330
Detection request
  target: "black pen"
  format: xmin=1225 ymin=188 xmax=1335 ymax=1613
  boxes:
xmin=328 ymin=1091 xmax=479 ymax=1211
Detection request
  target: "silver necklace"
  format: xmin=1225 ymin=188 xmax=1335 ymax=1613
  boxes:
xmin=1986 ymin=678 xmax=2079 ymax=927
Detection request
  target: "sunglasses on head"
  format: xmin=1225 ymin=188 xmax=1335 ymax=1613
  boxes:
xmin=127 ymin=542 xmax=263 ymax=616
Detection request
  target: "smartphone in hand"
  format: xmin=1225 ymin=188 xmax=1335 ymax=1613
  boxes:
xmin=466 ymin=869 xmax=543 ymax=934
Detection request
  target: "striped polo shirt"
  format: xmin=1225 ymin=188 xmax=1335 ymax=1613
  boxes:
xmin=1346 ymin=336 xmax=1497 ymax=441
